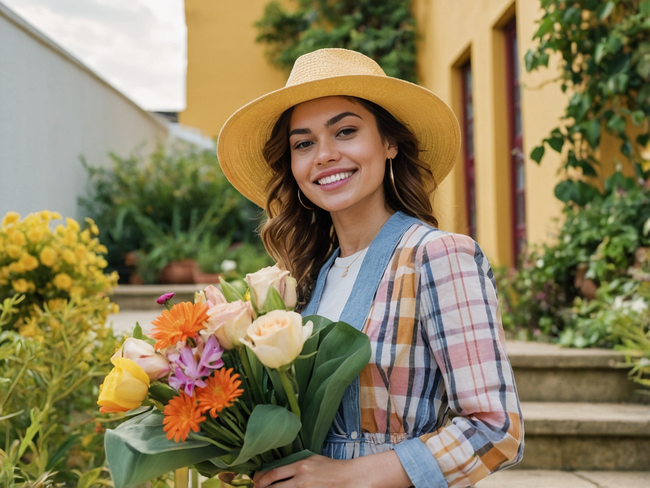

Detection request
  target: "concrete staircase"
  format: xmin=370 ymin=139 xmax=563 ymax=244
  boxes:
xmin=507 ymin=340 xmax=650 ymax=471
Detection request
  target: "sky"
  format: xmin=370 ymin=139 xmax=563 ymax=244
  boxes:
xmin=3 ymin=0 xmax=186 ymax=111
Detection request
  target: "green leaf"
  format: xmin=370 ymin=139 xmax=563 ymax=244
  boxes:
xmin=595 ymin=43 xmax=606 ymax=63
xmin=554 ymin=180 xmax=577 ymax=203
xmin=18 ymin=408 xmax=41 ymax=459
xmin=105 ymin=410 xmax=227 ymax=488
xmin=620 ymin=140 xmax=632 ymax=158
xmin=583 ymin=120 xmax=601 ymax=148
xmin=606 ymin=114 xmax=626 ymax=134
xmin=531 ymin=145 xmax=545 ymax=164
xmin=637 ymin=56 xmax=650 ymax=80
xmin=301 ymin=321 xmax=371 ymax=453
xmin=133 ymin=323 xmax=143 ymax=340
xmin=597 ymin=1 xmax=615 ymax=21
xmin=547 ymin=133 xmax=564 ymax=153
xmin=264 ymin=286 xmax=286 ymax=312
xmin=525 ymin=49 xmax=536 ymax=72
xmin=643 ymin=218 xmax=650 ymax=237
xmin=47 ymin=433 xmax=82 ymax=471
xmin=637 ymin=133 xmax=650 ymax=146
xmin=149 ymin=383 xmax=179 ymax=404
xmin=642 ymin=0 xmax=650 ymax=15
xmin=631 ymin=110 xmax=646 ymax=126
xmin=77 ymin=467 xmax=104 ymax=488
xmin=219 ymin=276 xmax=245 ymax=303
xmin=262 ymin=449 xmax=314 ymax=471
xmin=230 ymin=404 xmax=302 ymax=466
xmin=294 ymin=316 xmax=335 ymax=404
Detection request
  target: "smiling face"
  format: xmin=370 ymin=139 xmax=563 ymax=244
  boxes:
xmin=288 ymin=96 xmax=398 ymax=221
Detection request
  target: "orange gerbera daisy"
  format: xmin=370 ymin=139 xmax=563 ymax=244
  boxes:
xmin=149 ymin=301 xmax=209 ymax=350
xmin=196 ymin=368 xmax=244 ymax=418
xmin=162 ymin=391 xmax=206 ymax=442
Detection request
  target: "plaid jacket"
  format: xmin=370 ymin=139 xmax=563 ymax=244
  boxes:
xmin=303 ymin=212 xmax=524 ymax=488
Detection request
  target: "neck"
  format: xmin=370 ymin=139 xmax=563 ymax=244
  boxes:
xmin=331 ymin=200 xmax=394 ymax=257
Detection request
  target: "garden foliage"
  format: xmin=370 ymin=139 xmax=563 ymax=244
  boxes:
xmin=525 ymin=0 xmax=650 ymax=204
xmin=79 ymin=145 xmax=266 ymax=283
xmin=498 ymin=171 xmax=650 ymax=349
xmin=0 ymin=212 xmax=121 ymax=486
xmin=255 ymin=0 xmax=417 ymax=82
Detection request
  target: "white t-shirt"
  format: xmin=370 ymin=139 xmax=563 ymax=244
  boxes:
xmin=315 ymin=247 xmax=368 ymax=321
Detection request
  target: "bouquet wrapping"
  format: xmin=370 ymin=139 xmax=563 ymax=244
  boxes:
xmin=99 ymin=266 xmax=371 ymax=487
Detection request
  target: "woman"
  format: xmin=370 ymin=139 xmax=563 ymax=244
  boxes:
xmin=218 ymin=49 xmax=523 ymax=488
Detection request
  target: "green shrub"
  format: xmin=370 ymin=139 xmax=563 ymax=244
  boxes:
xmin=0 ymin=294 xmax=121 ymax=487
xmin=255 ymin=0 xmax=417 ymax=82
xmin=497 ymin=171 xmax=650 ymax=347
xmin=79 ymin=145 xmax=266 ymax=283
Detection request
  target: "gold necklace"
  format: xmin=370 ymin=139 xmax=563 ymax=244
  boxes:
xmin=332 ymin=249 xmax=366 ymax=277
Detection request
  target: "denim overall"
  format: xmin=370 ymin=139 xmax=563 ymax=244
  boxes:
xmin=301 ymin=212 xmax=448 ymax=487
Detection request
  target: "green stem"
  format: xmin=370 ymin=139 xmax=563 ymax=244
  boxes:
xmin=239 ymin=347 xmax=265 ymax=404
xmin=279 ymin=370 xmax=300 ymax=422
xmin=222 ymin=410 xmax=246 ymax=439
xmin=203 ymin=418 xmax=241 ymax=446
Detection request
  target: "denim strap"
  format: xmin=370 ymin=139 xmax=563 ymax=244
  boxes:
xmin=302 ymin=211 xmax=420 ymax=442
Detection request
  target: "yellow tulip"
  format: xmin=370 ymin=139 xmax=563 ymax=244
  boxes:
xmin=97 ymin=358 xmax=150 ymax=413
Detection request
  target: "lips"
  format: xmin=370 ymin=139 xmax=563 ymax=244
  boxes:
xmin=315 ymin=170 xmax=356 ymax=185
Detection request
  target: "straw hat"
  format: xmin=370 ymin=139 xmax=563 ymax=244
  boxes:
xmin=217 ymin=48 xmax=461 ymax=208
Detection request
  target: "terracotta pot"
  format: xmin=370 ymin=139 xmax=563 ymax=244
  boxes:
xmin=159 ymin=259 xmax=197 ymax=284
xmin=192 ymin=269 xmax=222 ymax=285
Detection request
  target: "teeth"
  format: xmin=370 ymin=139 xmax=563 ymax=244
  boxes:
xmin=317 ymin=171 xmax=354 ymax=185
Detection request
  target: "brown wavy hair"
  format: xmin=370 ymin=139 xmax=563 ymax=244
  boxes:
xmin=260 ymin=97 xmax=438 ymax=310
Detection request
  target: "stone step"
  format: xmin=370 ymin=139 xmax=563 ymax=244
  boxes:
xmin=518 ymin=401 xmax=650 ymax=470
xmin=476 ymin=470 xmax=650 ymax=488
xmin=507 ymin=340 xmax=647 ymax=404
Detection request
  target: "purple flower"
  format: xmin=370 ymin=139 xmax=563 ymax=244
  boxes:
xmin=168 ymin=335 xmax=224 ymax=396
xmin=157 ymin=292 xmax=175 ymax=305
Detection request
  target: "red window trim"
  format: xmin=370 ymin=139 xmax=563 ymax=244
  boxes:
xmin=461 ymin=61 xmax=476 ymax=240
xmin=505 ymin=17 xmax=526 ymax=262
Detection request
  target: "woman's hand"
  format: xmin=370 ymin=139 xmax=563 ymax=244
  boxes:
xmin=253 ymin=451 xmax=412 ymax=488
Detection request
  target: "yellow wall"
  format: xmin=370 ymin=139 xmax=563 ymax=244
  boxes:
xmin=182 ymin=0 xmax=596 ymax=266
xmin=413 ymin=0 xmax=568 ymax=266
xmin=180 ymin=0 xmax=288 ymax=138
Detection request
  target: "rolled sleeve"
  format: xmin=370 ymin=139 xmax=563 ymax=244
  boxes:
xmin=394 ymin=437 xmax=447 ymax=488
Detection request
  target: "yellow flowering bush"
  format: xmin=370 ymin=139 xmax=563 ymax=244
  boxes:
xmin=0 ymin=211 xmax=119 ymax=331
xmin=0 ymin=293 xmax=121 ymax=486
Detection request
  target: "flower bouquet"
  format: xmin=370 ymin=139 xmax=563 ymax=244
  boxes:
xmin=99 ymin=266 xmax=371 ymax=487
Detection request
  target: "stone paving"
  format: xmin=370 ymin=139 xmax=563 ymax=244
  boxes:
xmin=476 ymin=470 xmax=650 ymax=487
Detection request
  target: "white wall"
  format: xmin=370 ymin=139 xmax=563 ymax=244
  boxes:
xmin=0 ymin=2 xmax=169 ymax=221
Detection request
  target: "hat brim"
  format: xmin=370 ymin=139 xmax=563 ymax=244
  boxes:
xmin=217 ymin=74 xmax=461 ymax=208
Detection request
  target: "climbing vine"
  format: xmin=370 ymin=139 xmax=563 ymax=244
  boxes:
xmin=255 ymin=0 xmax=417 ymax=82
xmin=526 ymin=0 xmax=650 ymax=205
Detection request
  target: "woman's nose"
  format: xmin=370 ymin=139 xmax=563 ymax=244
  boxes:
xmin=314 ymin=138 xmax=340 ymax=165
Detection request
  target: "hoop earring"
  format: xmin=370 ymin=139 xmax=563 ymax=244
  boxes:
xmin=389 ymin=159 xmax=410 ymax=209
xmin=297 ymin=188 xmax=313 ymax=210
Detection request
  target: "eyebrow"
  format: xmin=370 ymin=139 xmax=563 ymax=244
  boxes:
xmin=289 ymin=111 xmax=362 ymax=137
